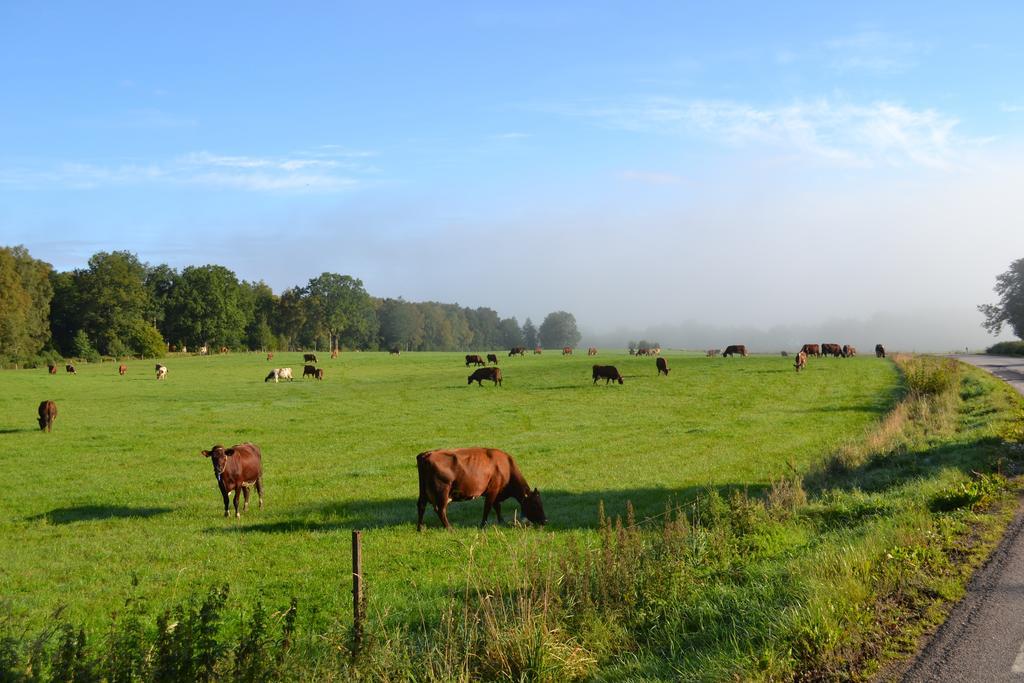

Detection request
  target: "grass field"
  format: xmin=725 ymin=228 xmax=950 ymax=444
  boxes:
xmin=0 ymin=350 xmax=899 ymax=632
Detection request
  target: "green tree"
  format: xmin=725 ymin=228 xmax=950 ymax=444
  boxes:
xmin=498 ymin=317 xmax=523 ymax=349
xmin=538 ymin=311 xmax=581 ymax=349
xmin=979 ymin=257 xmax=1024 ymax=339
xmin=378 ymin=298 xmax=424 ymax=351
xmin=0 ymin=245 xmax=53 ymax=362
xmin=522 ymin=318 xmax=538 ymax=349
xmin=241 ymin=281 xmax=277 ymax=350
xmin=164 ymin=265 xmax=246 ymax=349
xmin=303 ymin=273 xmax=378 ymax=351
xmin=76 ymin=251 xmax=152 ymax=355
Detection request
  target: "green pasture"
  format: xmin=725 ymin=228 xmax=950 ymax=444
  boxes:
xmin=0 ymin=350 xmax=899 ymax=630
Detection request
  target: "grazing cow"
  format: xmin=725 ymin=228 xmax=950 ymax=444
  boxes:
xmin=780 ymin=351 xmax=789 ymax=357
xmin=267 ymin=353 xmax=274 ymax=361
xmin=118 ymin=364 xmax=127 ymax=376
xmin=592 ymin=365 xmax=624 ymax=384
xmin=637 ymin=348 xmax=649 ymax=356
xmin=875 ymin=344 xmax=886 ymax=359
xmin=219 ymin=346 xmax=228 ymax=354
xmin=508 ymin=346 xmax=526 ymax=357
xmin=588 ymin=347 xmax=598 ymax=356
xmin=331 ymin=349 xmax=338 ymax=359
xmin=37 ymin=400 xmax=57 ymax=432
xmin=722 ymin=345 xmax=748 ymax=357
xmin=794 ymin=351 xmax=807 ymax=372
xmin=303 ymin=353 xmax=318 ymax=363
xmin=534 ymin=347 xmax=542 ymax=354
xmin=47 ymin=363 xmax=57 ymax=375
xmin=314 ymin=368 xmax=324 ymax=380
xmin=465 ymin=354 xmax=486 ymax=367
xmin=821 ymin=343 xmax=843 ymax=358
xmin=841 ymin=345 xmax=857 ymax=358
xmin=302 ymin=364 xmax=318 ymax=379
xmin=706 ymin=349 xmax=721 ymax=357
xmin=265 ymin=367 xmax=293 ymax=383
xmin=201 ymin=443 xmax=264 ymax=518
xmin=487 ymin=353 xmax=499 ymax=365
xmin=656 ymin=357 xmax=670 ymax=376
xmin=416 ymin=447 xmax=545 ymax=530
xmin=155 ymin=364 xmax=167 ymax=380
xmin=390 ymin=347 xmax=401 ymax=355
xmin=801 ymin=344 xmax=821 ymax=358
xmin=562 ymin=346 xmax=574 ymax=355
xmin=65 ymin=364 xmax=77 ymax=374
xmin=468 ymin=367 xmax=502 ymax=386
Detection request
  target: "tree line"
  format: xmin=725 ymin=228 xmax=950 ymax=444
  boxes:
xmin=0 ymin=245 xmax=582 ymax=364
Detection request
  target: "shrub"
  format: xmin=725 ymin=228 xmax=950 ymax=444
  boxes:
xmin=986 ymin=340 xmax=1024 ymax=356
xmin=901 ymin=356 xmax=960 ymax=396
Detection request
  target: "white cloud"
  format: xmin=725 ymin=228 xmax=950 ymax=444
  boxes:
xmin=566 ymin=97 xmax=962 ymax=170
xmin=0 ymin=149 xmax=372 ymax=193
xmin=824 ymin=30 xmax=921 ymax=73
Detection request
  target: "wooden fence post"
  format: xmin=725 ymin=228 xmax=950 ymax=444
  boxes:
xmin=352 ymin=529 xmax=363 ymax=653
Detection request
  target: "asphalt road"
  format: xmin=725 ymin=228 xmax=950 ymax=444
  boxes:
xmin=900 ymin=354 xmax=1024 ymax=682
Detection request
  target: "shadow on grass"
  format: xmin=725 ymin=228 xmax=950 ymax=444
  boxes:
xmin=206 ymin=483 xmax=766 ymax=534
xmin=27 ymin=505 xmax=174 ymax=524
xmin=0 ymin=427 xmax=34 ymax=434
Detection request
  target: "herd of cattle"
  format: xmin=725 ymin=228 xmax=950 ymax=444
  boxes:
xmin=32 ymin=342 xmax=889 ymax=527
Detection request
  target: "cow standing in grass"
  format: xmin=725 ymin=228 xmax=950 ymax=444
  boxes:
xmin=118 ymin=364 xmax=127 ymax=376
xmin=66 ymin=364 xmax=77 ymax=374
xmin=876 ymin=344 xmax=886 ymax=358
xmin=47 ymin=364 xmax=57 ymax=374
xmin=416 ymin=447 xmax=546 ymax=530
xmin=794 ymin=351 xmax=807 ymax=372
xmin=202 ymin=443 xmax=264 ymax=518
xmin=468 ymin=367 xmax=502 ymax=386
xmin=155 ymin=364 xmax=167 ymax=380
xmin=465 ymin=354 xmax=486 ymax=367
xmin=37 ymin=400 xmax=57 ymax=432
xmin=656 ymin=357 xmax=670 ymax=376
xmin=722 ymin=345 xmax=747 ymax=357
xmin=592 ymin=365 xmax=624 ymax=384
xmin=487 ymin=353 xmax=499 ymax=365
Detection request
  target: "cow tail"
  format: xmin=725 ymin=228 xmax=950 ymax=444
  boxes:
xmin=416 ymin=452 xmax=430 ymax=501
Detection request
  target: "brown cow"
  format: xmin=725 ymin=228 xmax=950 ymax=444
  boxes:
xmin=118 ymin=364 xmax=127 ymax=376
xmin=592 ymin=365 xmax=624 ymax=384
xmin=302 ymin=364 xmax=317 ymax=379
xmin=486 ymin=353 xmax=499 ymax=365
xmin=706 ymin=349 xmax=720 ymax=357
xmin=656 ymin=357 xmax=670 ymax=376
xmin=534 ymin=347 xmax=542 ymax=354
xmin=202 ymin=443 xmax=264 ymax=518
xmin=722 ymin=345 xmax=747 ymax=357
xmin=508 ymin=347 xmax=526 ymax=357
xmin=65 ymin=364 xmax=77 ymax=374
xmin=842 ymin=345 xmax=857 ymax=358
xmin=468 ymin=367 xmax=502 ymax=386
xmin=303 ymin=353 xmax=318 ymax=363
xmin=267 ymin=352 xmax=274 ymax=361
xmin=219 ymin=346 xmax=228 ymax=354
xmin=37 ymin=400 xmax=57 ymax=432
xmin=794 ymin=350 xmax=807 ymax=372
xmin=314 ymin=368 xmax=325 ymax=380
xmin=875 ymin=344 xmax=886 ymax=359
xmin=416 ymin=447 xmax=545 ymax=530
xmin=801 ymin=344 xmax=821 ymax=358
xmin=821 ymin=343 xmax=843 ymax=358
xmin=47 ymin=363 xmax=57 ymax=374
xmin=587 ymin=347 xmax=598 ymax=356
xmin=465 ymin=354 xmax=486 ymax=367
xmin=331 ymin=349 xmax=338 ymax=359
xmin=562 ymin=346 xmax=573 ymax=355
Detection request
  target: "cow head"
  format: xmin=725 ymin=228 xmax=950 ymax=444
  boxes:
xmin=265 ymin=370 xmax=277 ymax=382
xmin=522 ymin=488 xmax=547 ymax=526
xmin=617 ymin=376 xmax=624 ymax=384
xmin=202 ymin=445 xmax=234 ymax=482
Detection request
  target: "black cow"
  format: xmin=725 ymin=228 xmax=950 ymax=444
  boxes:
xmin=592 ymin=365 xmax=624 ymax=384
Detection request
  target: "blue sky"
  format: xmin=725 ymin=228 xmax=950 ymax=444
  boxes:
xmin=2 ymin=2 xmax=1023 ymax=347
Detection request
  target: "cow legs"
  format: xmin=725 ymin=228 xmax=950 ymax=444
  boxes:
xmin=437 ymin=503 xmax=452 ymax=530
xmin=233 ymin=490 xmax=241 ymax=517
xmin=480 ymin=497 xmax=494 ymax=527
xmin=255 ymin=477 xmax=264 ymax=509
xmin=416 ymin=495 xmax=427 ymax=531
xmin=242 ymin=486 xmax=250 ymax=512
xmin=221 ymin=488 xmax=230 ymax=517
xmin=494 ymin=501 xmax=504 ymax=524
